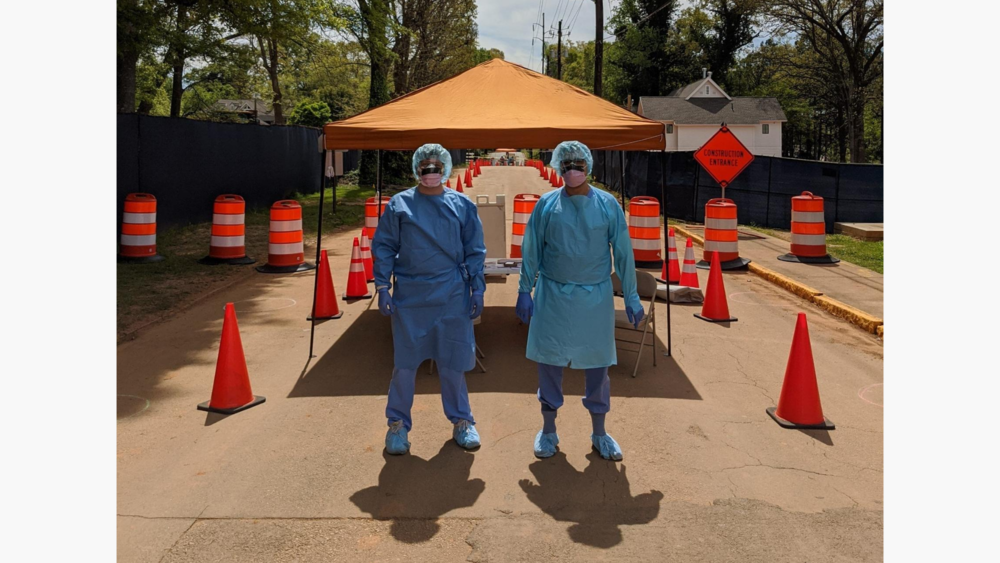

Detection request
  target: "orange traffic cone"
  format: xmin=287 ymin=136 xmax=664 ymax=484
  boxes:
xmin=360 ymin=229 xmax=374 ymax=282
xmin=456 ymin=176 xmax=464 ymax=192
xmin=308 ymin=250 xmax=343 ymax=321
xmin=344 ymin=237 xmax=372 ymax=299
xmin=695 ymin=251 xmax=737 ymax=323
xmin=446 ymin=178 xmax=451 ymax=188
xmin=662 ymin=228 xmax=681 ymax=284
xmin=198 ymin=303 xmax=265 ymax=414
xmin=767 ymin=313 xmax=835 ymax=429
xmin=679 ymin=238 xmax=700 ymax=288
xmin=465 ymin=167 xmax=474 ymax=188
xmin=542 ymin=167 xmax=549 ymax=181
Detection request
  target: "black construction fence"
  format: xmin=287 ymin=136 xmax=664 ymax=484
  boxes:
xmin=118 ymin=114 xmax=325 ymax=229
xmin=592 ymin=150 xmax=882 ymax=232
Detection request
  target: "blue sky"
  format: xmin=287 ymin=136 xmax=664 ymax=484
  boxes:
xmin=476 ymin=0 xmax=612 ymax=73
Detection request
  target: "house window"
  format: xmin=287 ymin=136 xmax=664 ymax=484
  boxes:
xmin=705 ymin=86 xmax=710 ymax=94
xmin=762 ymin=124 xmax=770 ymax=134
xmin=667 ymin=124 xmax=674 ymax=134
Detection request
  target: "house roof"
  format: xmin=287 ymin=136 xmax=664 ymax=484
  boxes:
xmin=639 ymin=96 xmax=787 ymax=125
xmin=668 ymin=77 xmax=731 ymax=100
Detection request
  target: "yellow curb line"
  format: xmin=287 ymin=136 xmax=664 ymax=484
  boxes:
xmin=670 ymin=224 xmax=884 ymax=335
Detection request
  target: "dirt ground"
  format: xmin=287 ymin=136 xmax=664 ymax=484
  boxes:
xmin=118 ymin=166 xmax=883 ymax=562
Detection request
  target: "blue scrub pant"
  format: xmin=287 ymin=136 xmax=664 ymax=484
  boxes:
xmin=386 ymin=366 xmax=475 ymax=430
xmin=536 ymin=363 xmax=611 ymax=414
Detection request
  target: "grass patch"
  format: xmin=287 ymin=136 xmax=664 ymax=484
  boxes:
xmin=117 ymin=184 xmax=366 ymax=342
xmin=824 ymin=234 xmax=883 ymax=274
xmin=744 ymin=224 xmax=883 ymax=274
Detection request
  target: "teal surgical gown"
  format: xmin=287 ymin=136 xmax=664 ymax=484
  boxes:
xmin=518 ymin=186 xmax=641 ymax=369
xmin=372 ymin=188 xmax=487 ymax=372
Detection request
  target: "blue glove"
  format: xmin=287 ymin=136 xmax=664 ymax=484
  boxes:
xmin=377 ymin=288 xmax=394 ymax=316
xmin=626 ymin=304 xmax=645 ymax=329
xmin=470 ymin=291 xmax=484 ymax=319
xmin=516 ymin=292 xmax=533 ymax=324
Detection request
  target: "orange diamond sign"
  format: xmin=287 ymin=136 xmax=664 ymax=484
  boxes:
xmin=694 ymin=125 xmax=755 ymax=188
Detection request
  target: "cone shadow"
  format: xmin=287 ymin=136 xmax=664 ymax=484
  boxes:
xmin=797 ymin=428 xmax=835 ymax=446
xmin=518 ymin=452 xmax=664 ymax=548
xmin=349 ymin=441 xmax=485 ymax=543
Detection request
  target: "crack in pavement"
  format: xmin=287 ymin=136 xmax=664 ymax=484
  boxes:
xmin=717 ymin=464 xmax=837 ymax=477
xmin=724 ymin=349 xmax=776 ymax=403
xmin=158 ymin=505 xmax=207 ymax=563
xmin=491 ymin=428 xmax=532 ymax=447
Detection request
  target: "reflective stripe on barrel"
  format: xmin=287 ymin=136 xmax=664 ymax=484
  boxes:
xmin=628 ymin=196 xmax=662 ymax=263
xmin=209 ymin=195 xmax=248 ymax=259
xmin=510 ymin=193 xmax=540 ymax=258
xmin=120 ymin=193 xmax=158 ymax=257
xmin=703 ymin=198 xmax=740 ymax=263
xmin=266 ymin=200 xmax=304 ymax=267
xmin=789 ymin=192 xmax=828 ymax=257
xmin=365 ymin=196 xmax=391 ymax=240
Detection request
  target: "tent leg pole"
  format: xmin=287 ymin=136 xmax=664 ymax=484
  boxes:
xmin=661 ymin=151 xmax=671 ymax=357
xmin=620 ymin=150 xmax=626 ymax=208
xmin=309 ymin=156 xmax=329 ymax=359
xmin=377 ymin=149 xmax=383 ymax=215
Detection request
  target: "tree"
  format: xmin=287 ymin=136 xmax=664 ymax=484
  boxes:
xmin=118 ymin=0 xmax=171 ymax=113
xmin=339 ymin=0 xmax=396 ymax=184
xmin=769 ymin=0 xmax=883 ymax=162
xmin=224 ymin=0 xmax=335 ymax=125
xmin=390 ymin=0 xmax=478 ymax=94
xmin=604 ymin=0 xmax=678 ymax=104
xmin=700 ymin=0 xmax=764 ymax=86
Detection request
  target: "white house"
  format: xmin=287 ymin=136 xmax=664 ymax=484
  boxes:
xmin=637 ymin=70 xmax=786 ymax=157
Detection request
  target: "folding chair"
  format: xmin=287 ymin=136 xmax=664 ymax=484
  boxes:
xmin=611 ymin=270 xmax=658 ymax=377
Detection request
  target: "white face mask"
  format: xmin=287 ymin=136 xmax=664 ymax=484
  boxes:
xmin=563 ymin=170 xmax=587 ymax=187
xmin=420 ymin=173 xmax=443 ymax=187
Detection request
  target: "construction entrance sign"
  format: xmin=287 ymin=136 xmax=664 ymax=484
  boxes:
xmin=694 ymin=125 xmax=755 ymax=189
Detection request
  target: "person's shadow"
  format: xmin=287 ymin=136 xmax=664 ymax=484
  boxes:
xmin=349 ymin=441 xmax=486 ymax=543
xmin=519 ymin=452 xmax=664 ymax=548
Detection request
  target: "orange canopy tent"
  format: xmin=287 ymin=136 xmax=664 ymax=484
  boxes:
xmin=323 ymin=59 xmax=664 ymax=151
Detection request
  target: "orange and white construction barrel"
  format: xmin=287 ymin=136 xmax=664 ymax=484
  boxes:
xmin=777 ymin=192 xmax=840 ymax=264
xmin=256 ymin=200 xmax=315 ymax=273
xmin=697 ymin=198 xmax=750 ymax=270
xmin=628 ymin=196 xmax=663 ymax=269
xmin=365 ymin=196 xmax=391 ymax=240
xmin=510 ymin=193 xmax=541 ymax=258
xmin=118 ymin=193 xmax=164 ymax=263
xmin=200 ymin=194 xmax=255 ymax=265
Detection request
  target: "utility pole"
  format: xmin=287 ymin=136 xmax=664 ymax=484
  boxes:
xmin=594 ymin=0 xmax=603 ymax=97
xmin=542 ymin=13 xmax=546 ymax=75
xmin=557 ymin=20 xmax=563 ymax=80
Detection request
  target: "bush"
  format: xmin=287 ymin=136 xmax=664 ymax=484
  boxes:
xmin=287 ymin=101 xmax=332 ymax=128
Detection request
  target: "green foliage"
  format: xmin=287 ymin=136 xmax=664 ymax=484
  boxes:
xmin=474 ymin=47 xmax=505 ymax=64
xmin=287 ymin=100 xmax=332 ymax=127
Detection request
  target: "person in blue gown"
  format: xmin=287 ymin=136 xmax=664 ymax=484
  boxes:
xmin=371 ymin=144 xmax=486 ymax=455
xmin=515 ymin=141 xmax=645 ymax=461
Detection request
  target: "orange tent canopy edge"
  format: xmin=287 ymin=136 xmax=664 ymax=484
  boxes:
xmin=323 ymin=59 xmax=665 ymax=152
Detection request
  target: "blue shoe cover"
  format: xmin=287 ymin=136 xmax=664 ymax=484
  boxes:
xmin=385 ymin=420 xmax=410 ymax=455
xmin=591 ymin=433 xmax=623 ymax=461
xmin=453 ymin=420 xmax=481 ymax=449
xmin=534 ymin=430 xmax=560 ymax=458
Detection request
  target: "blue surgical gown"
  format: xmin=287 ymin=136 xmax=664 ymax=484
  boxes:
xmin=372 ymin=188 xmax=487 ymax=372
xmin=518 ymin=186 xmax=641 ymax=369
